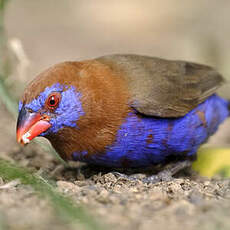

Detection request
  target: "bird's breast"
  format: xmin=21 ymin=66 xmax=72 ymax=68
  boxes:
xmin=47 ymin=60 xmax=131 ymax=160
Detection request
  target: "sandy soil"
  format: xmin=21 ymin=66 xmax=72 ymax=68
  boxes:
xmin=2 ymin=137 xmax=230 ymax=230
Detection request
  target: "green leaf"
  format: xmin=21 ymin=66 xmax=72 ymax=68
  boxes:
xmin=193 ymin=147 xmax=230 ymax=177
xmin=0 ymin=159 xmax=103 ymax=230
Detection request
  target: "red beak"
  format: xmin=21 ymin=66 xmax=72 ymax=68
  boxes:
xmin=16 ymin=105 xmax=51 ymax=145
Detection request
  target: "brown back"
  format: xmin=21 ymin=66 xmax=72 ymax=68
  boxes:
xmin=96 ymin=54 xmax=224 ymax=117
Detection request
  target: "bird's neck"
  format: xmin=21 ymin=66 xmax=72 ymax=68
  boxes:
xmin=47 ymin=60 xmax=131 ymax=160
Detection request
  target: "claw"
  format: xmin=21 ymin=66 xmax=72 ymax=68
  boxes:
xmin=111 ymin=160 xmax=192 ymax=184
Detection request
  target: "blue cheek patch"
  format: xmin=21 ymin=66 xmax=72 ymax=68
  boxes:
xmin=49 ymin=87 xmax=84 ymax=133
xmin=25 ymin=83 xmax=64 ymax=112
xmin=22 ymin=83 xmax=85 ymax=135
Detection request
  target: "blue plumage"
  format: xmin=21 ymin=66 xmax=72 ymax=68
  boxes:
xmin=20 ymin=83 xmax=229 ymax=168
xmin=73 ymin=95 xmax=229 ymax=167
xmin=21 ymin=83 xmax=85 ymax=135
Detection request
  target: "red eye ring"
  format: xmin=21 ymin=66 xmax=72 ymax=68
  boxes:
xmin=45 ymin=92 xmax=61 ymax=110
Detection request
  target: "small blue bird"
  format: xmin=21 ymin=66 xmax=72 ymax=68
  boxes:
xmin=16 ymin=54 xmax=229 ymax=182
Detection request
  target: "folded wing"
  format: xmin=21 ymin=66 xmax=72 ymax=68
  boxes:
xmin=96 ymin=54 xmax=224 ymax=117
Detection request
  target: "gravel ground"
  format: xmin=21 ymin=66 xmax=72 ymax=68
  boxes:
xmin=1 ymin=138 xmax=230 ymax=230
xmin=56 ymin=171 xmax=230 ymax=230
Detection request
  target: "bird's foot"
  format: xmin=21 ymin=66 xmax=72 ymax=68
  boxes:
xmin=111 ymin=172 xmax=141 ymax=181
xmin=143 ymin=160 xmax=192 ymax=183
xmin=112 ymin=160 xmax=192 ymax=184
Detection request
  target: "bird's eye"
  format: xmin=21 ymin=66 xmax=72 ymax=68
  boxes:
xmin=45 ymin=92 xmax=61 ymax=110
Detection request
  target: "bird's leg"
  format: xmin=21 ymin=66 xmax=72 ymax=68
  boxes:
xmin=112 ymin=160 xmax=192 ymax=184
xmin=111 ymin=171 xmax=142 ymax=181
xmin=142 ymin=160 xmax=192 ymax=183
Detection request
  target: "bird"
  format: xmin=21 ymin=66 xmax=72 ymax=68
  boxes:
xmin=16 ymin=54 xmax=229 ymax=182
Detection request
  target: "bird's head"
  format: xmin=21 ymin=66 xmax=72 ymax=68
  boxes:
xmin=16 ymin=62 xmax=85 ymax=145
xmin=16 ymin=59 xmax=130 ymax=160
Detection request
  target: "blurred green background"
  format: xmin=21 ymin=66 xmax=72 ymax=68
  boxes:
xmin=1 ymin=0 xmax=230 ymax=177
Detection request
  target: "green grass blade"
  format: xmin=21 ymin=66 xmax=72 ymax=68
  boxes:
xmin=0 ymin=76 xmax=18 ymax=118
xmin=0 ymin=159 xmax=103 ymax=230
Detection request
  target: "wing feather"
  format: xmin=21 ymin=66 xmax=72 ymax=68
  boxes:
xmin=96 ymin=54 xmax=224 ymax=117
